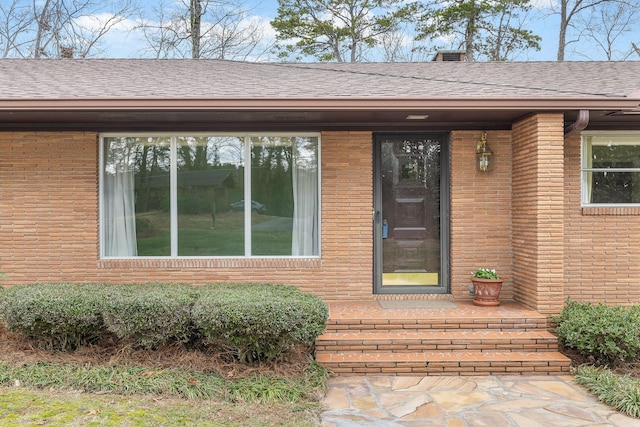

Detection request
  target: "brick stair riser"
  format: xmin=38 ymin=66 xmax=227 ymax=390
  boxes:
xmin=316 ymin=352 xmax=571 ymax=376
xmin=325 ymin=363 xmax=571 ymax=376
xmin=316 ymin=339 xmax=558 ymax=353
xmin=325 ymin=320 xmax=548 ymax=333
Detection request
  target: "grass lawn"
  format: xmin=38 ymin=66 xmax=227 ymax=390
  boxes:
xmin=0 ymin=388 xmax=319 ymax=426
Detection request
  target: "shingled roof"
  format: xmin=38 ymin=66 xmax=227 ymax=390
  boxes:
xmin=0 ymin=59 xmax=638 ymax=131
xmin=0 ymin=59 xmax=638 ymax=100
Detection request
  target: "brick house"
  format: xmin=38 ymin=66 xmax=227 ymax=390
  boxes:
xmin=1 ymin=59 xmax=640 ymax=375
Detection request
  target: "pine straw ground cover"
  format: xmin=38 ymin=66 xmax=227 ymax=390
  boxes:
xmin=0 ymin=324 xmax=326 ymax=426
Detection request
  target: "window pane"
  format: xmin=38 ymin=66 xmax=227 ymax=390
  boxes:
xmin=590 ymin=143 xmax=640 ymax=169
xmin=103 ymin=136 xmax=171 ymax=256
xmin=587 ymin=171 xmax=640 ymax=204
xmin=177 ymin=136 xmax=244 ymax=256
xmin=250 ymin=136 xmax=318 ymax=256
xmin=584 ymin=135 xmax=640 ymax=204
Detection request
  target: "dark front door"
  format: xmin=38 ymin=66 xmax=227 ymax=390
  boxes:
xmin=374 ymin=134 xmax=449 ymax=294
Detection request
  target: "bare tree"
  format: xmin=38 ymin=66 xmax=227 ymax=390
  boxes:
xmin=0 ymin=0 xmax=32 ymax=57
xmin=379 ymin=25 xmax=433 ymax=62
xmin=633 ymin=42 xmax=640 ymax=58
xmin=571 ymin=1 xmax=639 ymax=60
xmin=33 ymin=0 xmax=138 ymax=58
xmin=138 ymin=1 xmax=178 ymax=59
xmin=137 ymin=0 xmax=271 ymax=60
xmin=0 ymin=0 xmax=136 ymax=58
xmin=550 ymin=0 xmax=627 ymax=61
xmin=70 ymin=4 xmax=138 ymax=58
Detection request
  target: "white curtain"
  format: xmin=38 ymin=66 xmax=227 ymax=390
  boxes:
xmin=292 ymin=166 xmax=318 ymax=256
xmin=104 ymin=168 xmax=137 ymax=256
xmin=585 ymin=138 xmax=593 ymax=203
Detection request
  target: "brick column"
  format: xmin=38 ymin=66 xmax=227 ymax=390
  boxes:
xmin=512 ymin=114 xmax=565 ymax=315
xmin=450 ymin=130 xmax=513 ymax=301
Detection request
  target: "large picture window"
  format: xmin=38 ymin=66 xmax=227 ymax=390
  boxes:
xmin=101 ymin=134 xmax=320 ymax=258
xmin=582 ymin=132 xmax=640 ymax=205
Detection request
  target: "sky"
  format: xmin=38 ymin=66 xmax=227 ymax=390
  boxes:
xmin=93 ymin=0 xmax=639 ymax=62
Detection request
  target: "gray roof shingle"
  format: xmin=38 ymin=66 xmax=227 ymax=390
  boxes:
xmin=0 ymin=59 xmax=639 ymax=101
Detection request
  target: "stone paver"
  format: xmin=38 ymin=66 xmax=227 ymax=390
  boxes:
xmin=321 ymin=375 xmax=640 ymax=426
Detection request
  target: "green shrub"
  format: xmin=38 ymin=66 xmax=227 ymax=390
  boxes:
xmin=554 ymin=300 xmax=640 ymax=366
xmin=191 ymin=284 xmax=328 ymax=363
xmin=0 ymin=283 xmax=107 ymax=350
xmin=101 ymin=284 xmax=197 ymax=350
xmin=0 ymin=283 xmax=328 ymax=362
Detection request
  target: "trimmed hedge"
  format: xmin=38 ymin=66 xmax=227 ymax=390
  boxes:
xmin=0 ymin=283 xmax=107 ymax=350
xmin=101 ymin=284 xmax=198 ymax=350
xmin=554 ymin=300 xmax=640 ymax=367
xmin=192 ymin=284 xmax=329 ymax=363
xmin=0 ymin=283 xmax=328 ymax=361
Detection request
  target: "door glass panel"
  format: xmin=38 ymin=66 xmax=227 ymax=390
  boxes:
xmin=380 ymin=137 xmax=441 ymax=288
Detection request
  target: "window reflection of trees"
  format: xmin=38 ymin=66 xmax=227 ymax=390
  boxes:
xmin=590 ymin=144 xmax=640 ymax=204
xmin=393 ymin=139 xmax=440 ymax=196
xmin=103 ymin=135 xmax=319 ymax=257
xmin=251 ymin=137 xmax=318 ymax=218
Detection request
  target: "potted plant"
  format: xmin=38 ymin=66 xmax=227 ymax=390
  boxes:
xmin=471 ymin=268 xmax=503 ymax=306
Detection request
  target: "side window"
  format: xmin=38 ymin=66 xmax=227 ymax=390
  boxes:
xmin=582 ymin=133 xmax=640 ymax=205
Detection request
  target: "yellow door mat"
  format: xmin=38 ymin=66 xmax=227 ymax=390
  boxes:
xmin=382 ymin=272 xmax=439 ymax=286
xmin=378 ymin=300 xmax=457 ymax=309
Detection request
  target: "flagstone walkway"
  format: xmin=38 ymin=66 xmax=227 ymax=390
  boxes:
xmin=321 ymin=375 xmax=640 ymax=426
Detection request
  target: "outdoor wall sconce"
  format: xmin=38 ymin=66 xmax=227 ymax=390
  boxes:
xmin=476 ymin=132 xmax=493 ymax=172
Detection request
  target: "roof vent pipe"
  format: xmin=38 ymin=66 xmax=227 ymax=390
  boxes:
xmin=565 ymin=110 xmax=589 ymax=136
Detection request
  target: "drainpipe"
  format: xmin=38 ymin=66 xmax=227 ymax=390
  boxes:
xmin=565 ymin=109 xmax=589 ymax=136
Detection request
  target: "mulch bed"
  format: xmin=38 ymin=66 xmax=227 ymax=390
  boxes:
xmin=0 ymin=324 xmax=312 ymax=380
xmin=559 ymin=345 xmax=640 ymax=378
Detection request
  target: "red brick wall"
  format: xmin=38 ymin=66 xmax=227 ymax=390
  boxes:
xmin=0 ymin=131 xmax=374 ymax=301
xmin=450 ymin=130 xmax=513 ymax=301
xmin=512 ymin=114 xmax=565 ymax=315
xmin=6 ymin=126 xmax=639 ymax=310
xmin=564 ymin=132 xmax=640 ymax=305
xmin=0 ymin=132 xmax=99 ymax=283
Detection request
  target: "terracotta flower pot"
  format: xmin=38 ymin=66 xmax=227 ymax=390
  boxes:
xmin=471 ymin=278 xmax=503 ymax=306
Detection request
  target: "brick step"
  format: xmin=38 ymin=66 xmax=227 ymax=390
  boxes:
xmin=316 ymin=330 xmax=559 ymax=353
xmin=325 ymin=314 xmax=548 ymax=333
xmin=318 ymin=301 xmax=565 ymax=376
xmin=315 ymin=350 xmax=571 ymax=376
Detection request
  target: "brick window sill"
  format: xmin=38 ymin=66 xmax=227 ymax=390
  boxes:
xmin=582 ymin=207 xmax=640 ymax=216
xmin=98 ymin=258 xmax=321 ymax=269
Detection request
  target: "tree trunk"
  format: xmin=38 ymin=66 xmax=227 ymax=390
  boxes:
xmin=557 ymin=0 xmax=568 ymax=61
xmin=33 ymin=0 xmax=52 ymax=58
xmin=190 ymin=0 xmax=202 ymax=59
xmin=464 ymin=1 xmax=477 ymax=61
